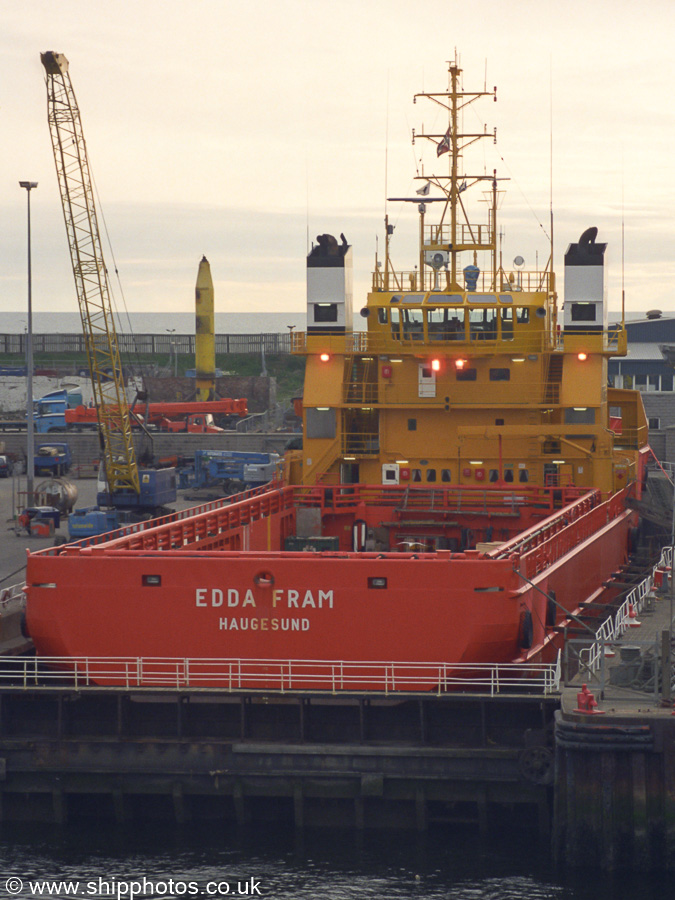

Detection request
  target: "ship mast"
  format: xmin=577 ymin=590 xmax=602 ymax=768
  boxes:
xmin=413 ymin=60 xmax=500 ymax=291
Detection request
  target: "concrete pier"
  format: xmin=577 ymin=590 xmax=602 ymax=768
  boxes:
xmin=553 ymin=577 xmax=675 ymax=870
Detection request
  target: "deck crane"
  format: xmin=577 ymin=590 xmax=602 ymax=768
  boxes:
xmin=41 ymin=51 xmax=171 ymax=509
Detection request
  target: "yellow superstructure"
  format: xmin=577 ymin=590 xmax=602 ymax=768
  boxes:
xmin=288 ymin=61 xmax=646 ymax=497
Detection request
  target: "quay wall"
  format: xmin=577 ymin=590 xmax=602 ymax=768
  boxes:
xmin=0 ymin=689 xmax=554 ymax=834
xmin=553 ymin=711 xmax=675 ymax=871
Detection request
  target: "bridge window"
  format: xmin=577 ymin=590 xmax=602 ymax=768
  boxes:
xmin=500 ymin=307 xmax=513 ymax=340
xmin=401 ymin=308 xmax=424 ymax=341
xmin=516 ymin=307 xmax=530 ymax=324
xmin=469 ymin=308 xmax=498 ymax=340
xmin=378 ymin=308 xmax=388 ymax=324
xmin=391 ymin=307 xmax=400 ymax=339
xmin=427 ymin=307 xmax=466 ymax=340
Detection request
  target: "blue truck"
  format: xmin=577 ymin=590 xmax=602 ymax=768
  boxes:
xmin=0 ymin=388 xmax=83 ymax=433
xmin=179 ymin=450 xmax=280 ymax=493
xmin=34 ymin=441 xmax=72 ymax=476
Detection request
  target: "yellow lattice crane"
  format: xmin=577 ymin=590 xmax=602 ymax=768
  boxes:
xmin=41 ymin=51 xmax=140 ymax=497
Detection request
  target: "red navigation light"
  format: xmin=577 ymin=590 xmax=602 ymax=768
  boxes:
xmin=431 ymin=358 xmax=441 ymax=372
xmin=455 ymin=358 xmax=467 ymax=370
xmin=319 ymin=353 xmax=331 ymax=362
xmin=577 ymin=352 xmax=588 ymax=361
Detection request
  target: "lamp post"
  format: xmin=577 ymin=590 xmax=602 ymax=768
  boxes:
xmin=19 ymin=181 xmax=38 ymax=507
xmin=166 ymin=328 xmax=177 ymax=377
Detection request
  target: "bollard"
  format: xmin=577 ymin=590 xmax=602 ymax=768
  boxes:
xmin=575 ymin=683 xmax=605 ymax=715
xmin=628 ymin=603 xmax=642 ymax=628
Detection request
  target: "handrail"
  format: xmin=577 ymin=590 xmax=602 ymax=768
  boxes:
xmin=0 ymin=655 xmax=561 ymax=696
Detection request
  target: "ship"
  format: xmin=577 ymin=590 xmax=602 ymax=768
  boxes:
xmin=24 ymin=60 xmax=650 ymax=690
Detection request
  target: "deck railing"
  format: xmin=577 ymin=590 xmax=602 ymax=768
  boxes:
xmin=0 ymin=655 xmax=561 ymax=696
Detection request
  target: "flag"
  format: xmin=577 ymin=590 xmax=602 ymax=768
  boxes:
xmin=437 ymin=127 xmax=451 ymax=157
xmin=416 ymin=182 xmax=430 ymax=196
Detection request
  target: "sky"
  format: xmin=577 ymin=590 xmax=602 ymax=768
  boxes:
xmin=2 ymin=0 xmax=675 ymax=324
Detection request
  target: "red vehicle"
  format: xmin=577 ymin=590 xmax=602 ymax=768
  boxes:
xmin=65 ymin=399 xmax=247 ymax=433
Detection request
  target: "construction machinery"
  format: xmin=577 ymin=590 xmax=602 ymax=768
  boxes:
xmin=64 ymin=398 xmax=247 ymax=433
xmin=41 ymin=51 xmax=175 ymax=514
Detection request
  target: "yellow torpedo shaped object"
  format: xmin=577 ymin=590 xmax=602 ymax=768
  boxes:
xmin=195 ymin=255 xmax=216 ymax=401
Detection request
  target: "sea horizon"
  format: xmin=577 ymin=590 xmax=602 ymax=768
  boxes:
xmin=0 ymin=310 xmax=319 ymax=335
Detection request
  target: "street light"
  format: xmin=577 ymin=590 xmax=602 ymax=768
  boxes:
xmin=166 ymin=328 xmax=177 ymax=377
xmin=19 ymin=181 xmax=37 ymax=507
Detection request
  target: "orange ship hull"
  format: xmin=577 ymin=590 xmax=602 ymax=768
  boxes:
xmin=25 ymin=483 xmax=636 ymax=689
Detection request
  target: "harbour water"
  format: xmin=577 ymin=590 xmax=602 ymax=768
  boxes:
xmin=0 ymin=823 xmax=667 ymax=900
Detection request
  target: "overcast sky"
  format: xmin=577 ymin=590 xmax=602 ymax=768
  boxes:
xmin=2 ymin=0 xmax=674 ymax=323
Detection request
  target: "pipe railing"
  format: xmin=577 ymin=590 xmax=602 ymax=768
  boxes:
xmin=0 ymin=655 xmax=561 ymax=696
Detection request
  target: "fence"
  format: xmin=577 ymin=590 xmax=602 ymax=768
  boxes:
xmin=0 ymin=333 xmax=292 ymax=357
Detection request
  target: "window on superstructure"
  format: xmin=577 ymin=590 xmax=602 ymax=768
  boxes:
xmin=401 ymin=308 xmax=424 ymax=341
xmin=571 ymin=303 xmax=596 ymax=322
xmin=378 ymin=308 xmax=388 ymax=324
xmin=315 ymin=303 xmax=338 ymax=322
xmin=412 ymin=469 xmax=422 ymax=482
xmin=469 ymin=308 xmax=498 ymax=341
xmin=519 ymin=468 xmax=529 ymax=483
xmin=441 ymin=468 xmax=452 ymax=482
xmin=426 ymin=469 xmax=436 ymax=482
xmin=500 ymin=308 xmax=514 ymax=340
xmin=516 ymin=308 xmax=530 ymax=324
xmin=427 ymin=307 xmax=460 ymax=341
xmin=504 ymin=468 xmax=514 ymax=483
xmin=489 ymin=368 xmax=510 ymax=381
xmin=456 ymin=367 xmax=477 ymax=382
xmin=408 ymin=418 xmax=417 ymax=431
xmin=391 ymin=307 xmax=400 ymax=340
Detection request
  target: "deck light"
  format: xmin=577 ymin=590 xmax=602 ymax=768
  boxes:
xmin=455 ymin=358 xmax=467 ymax=370
xmin=431 ymin=358 xmax=441 ymax=372
xmin=319 ymin=352 xmax=331 ymax=362
xmin=577 ymin=352 xmax=588 ymax=361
